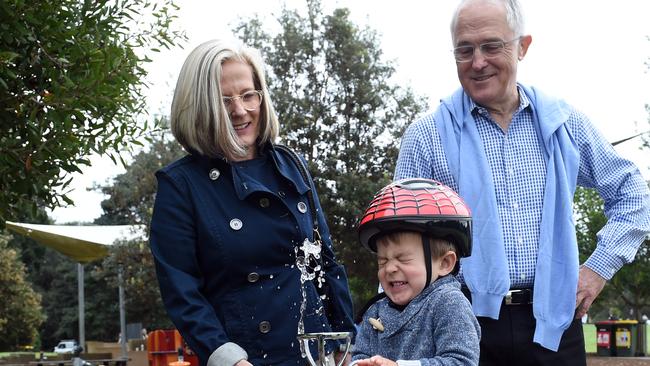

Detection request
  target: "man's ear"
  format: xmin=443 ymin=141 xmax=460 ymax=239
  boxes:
xmin=518 ymin=34 xmax=532 ymax=60
xmin=438 ymin=250 xmax=458 ymax=276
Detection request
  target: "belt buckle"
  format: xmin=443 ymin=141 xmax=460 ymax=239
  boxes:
xmin=505 ymin=289 xmax=530 ymax=305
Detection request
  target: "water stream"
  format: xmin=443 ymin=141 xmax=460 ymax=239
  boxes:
xmin=295 ymin=236 xmax=325 ymax=358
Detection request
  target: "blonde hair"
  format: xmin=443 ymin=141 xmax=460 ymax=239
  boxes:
xmin=170 ymin=39 xmax=279 ymax=160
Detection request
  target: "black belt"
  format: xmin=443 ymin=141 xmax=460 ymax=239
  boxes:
xmin=461 ymin=286 xmax=533 ymax=305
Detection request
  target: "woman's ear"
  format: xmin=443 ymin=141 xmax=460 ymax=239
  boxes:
xmin=437 ymin=250 xmax=458 ymax=276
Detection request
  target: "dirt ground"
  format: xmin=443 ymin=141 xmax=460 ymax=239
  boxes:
xmin=587 ymin=356 xmax=650 ymax=366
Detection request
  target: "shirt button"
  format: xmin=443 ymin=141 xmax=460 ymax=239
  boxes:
xmin=278 ymin=191 xmax=286 ymax=198
xmin=247 ymin=272 xmax=260 ymax=283
xmin=518 ymin=237 xmax=523 ymax=245
xmin=259 ymin=198 xmax=270 ymax=208
xmin=209 ymin=168 xmax=220 ymax=180
xmin=229 ymin=219 xmax=243 ymax=231
xmin=520 ymin=273 xmax=526 ymax=280
xmin=508 ymin=168 xmax=514 ymax=175
xmin=297 ymin=202 xmax=307 ymax=213
xmin=259 ymin=321 xmax=271 ymax=334
xmin=512 ymin=202 xmax=519 ymax=209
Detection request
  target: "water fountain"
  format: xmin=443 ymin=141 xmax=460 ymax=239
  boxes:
xmin=295 ymin=237 xmax=352 ymax=366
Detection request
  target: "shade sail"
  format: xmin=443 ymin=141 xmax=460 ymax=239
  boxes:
xmin=5 ymin=221 xmax=146 ymax=263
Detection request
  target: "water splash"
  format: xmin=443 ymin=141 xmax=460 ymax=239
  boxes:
xmin=295 ymin=236 xmax=324 ymax=357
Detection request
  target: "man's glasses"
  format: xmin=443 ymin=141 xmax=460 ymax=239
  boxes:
xmin=453 ymin=37 xmax=521 ymax=63
xmin=222 ymin=90 xmax=263 ymax=111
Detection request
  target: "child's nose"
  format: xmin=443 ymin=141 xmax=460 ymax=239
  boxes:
xmin=385 ymin=260 xmax=398 ymax=273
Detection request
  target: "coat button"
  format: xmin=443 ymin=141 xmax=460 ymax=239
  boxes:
xmin=209 ymin=168 xmax=220 ymax=180
xmin=229 ymin=219 xmax=243 ymax=230
xmin=259 ymin=198 xmax=270 ymax=208
xmin=258 ymin=321 xmax=271 ymax=334
xmin=247 ymin=272 xmax=259 ymax=283
xmin=297 ymin=202 xmax=307 ymax=213
xmin=278 ymin=191 xmax=286 ymax=198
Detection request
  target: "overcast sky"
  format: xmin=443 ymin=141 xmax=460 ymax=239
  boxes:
xmin=49 ymin=0 xmax=650 ymax=223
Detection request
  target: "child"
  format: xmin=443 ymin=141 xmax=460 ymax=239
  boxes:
xmin=352 ymin=178 xmax=480 ymax=366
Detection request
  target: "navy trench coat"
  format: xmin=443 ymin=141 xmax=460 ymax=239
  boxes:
xmin=149 ymin=144 xmax=355 ymax=366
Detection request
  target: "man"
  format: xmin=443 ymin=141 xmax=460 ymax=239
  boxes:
xmin=394 ymin=0 xmax=650 ymax=365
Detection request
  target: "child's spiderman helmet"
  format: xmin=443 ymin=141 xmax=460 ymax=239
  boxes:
xmin=358 ymin=178 xmax=472 ymax=258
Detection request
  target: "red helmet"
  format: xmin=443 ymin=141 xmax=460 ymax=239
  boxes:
xmin=358 ymin=178 xmax=472 ymax=258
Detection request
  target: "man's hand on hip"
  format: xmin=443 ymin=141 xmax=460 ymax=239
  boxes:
xmin=575 ymin=265 xmax=606 ymax=319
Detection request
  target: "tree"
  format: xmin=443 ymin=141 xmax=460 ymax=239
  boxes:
xmin=94 ymin=130 xmax=184 ymax=226
xmin=0 ymin=0 xmax=186 ymax=223
xmin=0 ymin=234 xmax=45 ymax=350
xmin=88 ymin=134 xmax=182 ymax=333
xmin=95 ymin=240 xmax=174 ymax=333
xmin=233 ymin=0 xmax=428 ymax=308
xmin=574 ymin=186 xmax=650 ymax=320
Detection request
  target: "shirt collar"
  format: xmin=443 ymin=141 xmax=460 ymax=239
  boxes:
xmin=470 ymin=84 xmax=531 ymax=117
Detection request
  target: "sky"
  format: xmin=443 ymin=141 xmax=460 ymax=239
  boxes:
xmin=48 ymin=0 xmax=650 ymax=223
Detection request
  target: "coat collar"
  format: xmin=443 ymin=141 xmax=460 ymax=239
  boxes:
xmin=194 ymin=143 xmax=311 ymax=200
xmin=268 ymin=143 xmax=311 ymax=195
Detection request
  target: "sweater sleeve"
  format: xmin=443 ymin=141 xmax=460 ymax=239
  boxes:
xmin=351 ymin=307 xmax=379 ymax=361
xmin=419 ymin=290 xmax=480 ymax=366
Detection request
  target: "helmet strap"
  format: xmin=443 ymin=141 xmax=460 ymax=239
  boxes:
xmin=422 ymin=234 xmax=433 ymax=287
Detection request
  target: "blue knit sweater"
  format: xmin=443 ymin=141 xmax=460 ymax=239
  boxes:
xmin=352 ymin=275 xmax=480 ymax=366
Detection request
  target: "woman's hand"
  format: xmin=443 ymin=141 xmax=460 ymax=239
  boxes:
xmin=234 ymin=360 xmax=253 ymax=366
xmin=351 ymin=355 xmax=397 ymax=366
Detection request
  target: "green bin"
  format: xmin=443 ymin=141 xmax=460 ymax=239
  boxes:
xmin=614 ymin=320 xmax=638 ymax=357
xmin=636 ymin=322 xmax=647 ymax=356
xmin=595 ymin=320 xmax=616 ymax=356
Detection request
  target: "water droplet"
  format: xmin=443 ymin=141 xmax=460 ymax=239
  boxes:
xmin=269 ymin=274 xmax=274 ymax=279
xmin=277 ymin=286 xmax=281 ymax=290
xmin=263 ymin=354 xmax=267 ymax=359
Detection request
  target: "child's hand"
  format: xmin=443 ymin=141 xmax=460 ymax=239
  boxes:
xmin=351 ymin=355 xmax=397 ymax=366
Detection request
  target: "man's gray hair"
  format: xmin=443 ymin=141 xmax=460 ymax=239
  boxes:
xmin=450 ymin=0 xmax=525 ymax=42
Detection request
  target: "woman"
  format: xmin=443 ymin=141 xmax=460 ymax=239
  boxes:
xmin=149 ymin=39 xmax=355 ymax=366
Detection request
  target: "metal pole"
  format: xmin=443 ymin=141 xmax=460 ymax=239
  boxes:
xmin=77 ymin=263 xmax=85 ymax=353
xmin=118 ymin=266 xmax=127 ymax=359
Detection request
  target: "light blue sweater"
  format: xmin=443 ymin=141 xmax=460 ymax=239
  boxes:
xmin=434 ymin=85 xmax=579 ymax=351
